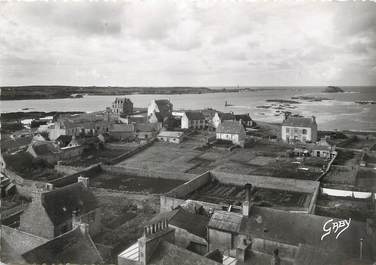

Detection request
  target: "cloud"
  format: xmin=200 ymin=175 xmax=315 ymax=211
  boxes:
xmin=0 ymin=1 xmax=375 ymax=86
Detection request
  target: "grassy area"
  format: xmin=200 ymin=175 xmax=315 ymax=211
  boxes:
xmin=356 ymin=169 xmax=376 ymax=191
xmin=333 ymin=149 xmax=361 ymax=166
xmin=322 ymin=165 xmax=357 ymax=185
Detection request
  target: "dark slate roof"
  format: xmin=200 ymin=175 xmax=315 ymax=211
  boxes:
xmin=149 ymin=208 xmax=210 ymax=239
xmin=55 ymin=135 xmax=72 ymax=146
xmin=208 ymin=211 xmax=243 ymax=233
xmin=185 ymin=111 xmax=205 ymax=121
xmin=41 ymin=182 xmax=98 ymax=226
xmin=218 ymin=112 xmax=235 ymax=120
xmin=135 ymin=123 xmax=157 ymax=132
xmin=239 ymin=206 xmax=371 ymax=260
xmin=148 ymin=241 xmax=220 ymax=265
xmin=155 ymin=99 xmax=172 ymax=118
xmin=282 ymin=116 xmax=316 ymax=128
xmin=31 ymin=141 xmax=59 ymax=156
xmin=235 ymin=114 xmax=253 ymax=122
xmin=110 ymin=124 xmax=135 ymax=132
xmin=114 ymin=97 xmax=132 ymax=103
xmin=216 ymin=120 xmax=245 ymax=134
xmin=22 ymin=226 xmax=103 ymax=264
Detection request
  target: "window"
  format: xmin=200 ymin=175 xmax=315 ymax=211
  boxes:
xmin=302 ymin=129 xmax=307 ymax=135
xmin=286 ymin=128 xmax=290 ymax=133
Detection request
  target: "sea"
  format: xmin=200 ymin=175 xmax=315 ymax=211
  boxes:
xmin=1 ymin=86 xmax=375 ymax=132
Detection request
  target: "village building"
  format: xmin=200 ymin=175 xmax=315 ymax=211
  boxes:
xmin=216 ymin=120 xmax=246 ymax=147
xmin=147 ymin=99 xmax=173 ymax=123
xmin=19 ymin=177 xmax=101 ymax=239
xmin=281 ymin=114 xmax=318 ymax=143
xmin=48 ymin=112 xmax=113 ymax=141
xmin=22 ymin=223 xmax=103 ymax=265
xmin=135 ymin=123 xmax=159 ymax=142
xmin=109 ymin=123 xmax=135 ymax=141
xmin=157 ymin=131 xmax=184 ymax=144
xmin=235 ymin=113 xmax=254 ymax=129
xmin=181 ymin=111 xmax=206 ymax=130
xmin=27 ymin=140 xmax=61 ymax=164
xmin=292 ymin=137 xmax=337 ymax=159
xmin=55 ymin=135 xmax=72 ymax=147
xmin=212 ymin=112 xmax=235 ymax=128
xmin=112 ymin=97 xmax=133 ymax=117
xmin=117 ymin=219 xmax=221 ymax=265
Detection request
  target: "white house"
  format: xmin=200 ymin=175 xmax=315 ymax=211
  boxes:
xmin=147 ymin=99 xmax=173 ymax=123
xmin=181 ymin=111 xmax=206 ymax=129
xmin=212 ymin=112 xmax=235 ymax=128
xmin=157 ymin=131 xmax=184 ymax=144
xmin=216 ymin=120 xmax=246 ymax=147
xmin=281 ymin=114 xmax=318 ymax=143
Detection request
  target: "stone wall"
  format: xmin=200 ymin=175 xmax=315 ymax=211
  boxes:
xmin=3 ymin=168 xmax=45 ymax=199
xmin=101 ymin=165 xmax=196 ymax=181
xmin=49 ymin=163 xmax=102 ymax=187
xmin=165 ymin=171 xmax=211 ymax=198
xmin=211 ymin=170 xmax=319 ymax=194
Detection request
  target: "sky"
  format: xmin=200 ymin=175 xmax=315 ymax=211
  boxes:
xmin=0 ymin=1 xmax=376 ymax=87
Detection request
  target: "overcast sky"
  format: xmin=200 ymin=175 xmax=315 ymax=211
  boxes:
xmin=1 ymin=1 xmax=375 ymax=87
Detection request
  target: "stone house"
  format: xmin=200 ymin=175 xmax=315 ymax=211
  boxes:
xmin=112 ymin=97 xmax=133 ymax=117
xmin=147 ymin=99 xmax=173 ymax=123
xmin=212 ymin=112 xmax=235 ymax=128
xmin=19 ymin=177 xmax=101 ymax=239
xmin=157 ymin=131 xmax=184 ymax=144
xmin=181 ymin=111 xmax=206 ymax=130
xmin=235 ymin=114 xmax=254 ymax=129
xmin=216 ymin=120 xmax=246 ymax=147
xmin=109 ymin=124 xmax=136 ymax=141
xmin=281 ymin=114 xmax=318 ymax=143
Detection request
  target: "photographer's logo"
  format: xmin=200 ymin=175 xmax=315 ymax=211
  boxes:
xmin=321 ymin=218 xmax=351 ymax=240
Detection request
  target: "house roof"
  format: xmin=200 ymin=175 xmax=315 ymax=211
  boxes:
xmin=235 ymin=114 xmax=253 ymax=122
xmin=135 ymin=123 xmax=157 ymax=132
xmin=22 ymin=226 xmax=103 ymax=264
xmin=216 ymin=120 xmax=245 ymax=134
xmin=154 ymin=99 xmax=173 ymax=118
xmin=282 ymin=116 xmax=316 ymax=128
xmin=238 ymin=206 xmax=371 ymax=259
xmin=217 ymin=112 xmax=235 ymax=121
xmin=113 ymin=97 xmax=132 ymax=104
xmin=40 ymin=182 xmax=98 ymax=226
xmin=110 ymin=124 xmax=135 ymax=133
xmin=30 ymin=141 xmax=60 ymax=156
xmin=149 ymin=207 xmax=210 ymax=239
xmin=184 ymin=111 xmax=205 ymax=121
xmin=148 ymin=241 xmax=220 ymax=265
xmin=208 ymin=211 xmax=243 ymax=233
xmin=158 ymin=131 xmax=184 ymax=138
xmin=55 ymin=135 xmax=72 ymax=146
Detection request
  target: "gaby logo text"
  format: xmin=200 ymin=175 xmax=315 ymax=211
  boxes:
xmin=321 ymin=218 xmax=351 ymax=241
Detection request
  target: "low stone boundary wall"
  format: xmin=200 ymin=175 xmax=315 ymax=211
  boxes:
xmin=101 ymin=165 xmax=196 ymax=181
xmin=49 ymin=163 xmax=102 ymax=187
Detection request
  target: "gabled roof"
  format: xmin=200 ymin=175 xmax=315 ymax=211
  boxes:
xmin=216 ymin=120 xmax=245 ymax=134
xmin=149 ymin=241 xmax=220 ymax=265
xmin=149 ymin=208 xmax=210 ymax=239
xmin=235 ymin=114 xmax=253 ymax=122
xmin=208 ymin=211 xmax=243 ymax=233
xmin=55 ymin=135 xmax=72 ymax=146
xmin=282 ymin=116 xmax=316 ymax=128
xmin=22 ymin=226 xmax=103 ymax=264
xmin=184 ymin=111 xmax=205 ymax=121
xmin=154 ymin=99 xmax=173 ymax=118
xmin=40 ymin=182 xmax=98 ymax=226
xmin=217 ymin=112 xmax=235 ymax=121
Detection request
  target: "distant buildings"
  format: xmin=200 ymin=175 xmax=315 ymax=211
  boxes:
xmin=147 ymin=99 xmax=173 ymax=123
xmin=181 ymin=111 xmax=206 ymax=129
xmin=235 ymin=113 xmax=254 ymax=129
xmin=216 ymin=120 xmax=246 ymax=147
xmin=112 ymin=97 xmax=133 ymax=117
xmin=281 ymin=113 xmax=318 ymax=143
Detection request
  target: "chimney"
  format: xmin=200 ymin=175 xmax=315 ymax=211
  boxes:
xmin=78 ymin=176 xmax=89 ymax=188
xmin=284 ymin=112 xmax=290 ymax=121
xmin=72 ymin=210 xmax=81 ymax=229
xmin=138 ymin=219 xmax=175 ymax=265
xmin=312 ymin=116 xmax=316 ymax=123
xmin=242 ymin=183 xmax=253 ymax=217
xmin=45 ymin=183 xmax=54 ymax=191
xmin=79 ymin=223 xmax=89 ymax=235
xmin=31 ymin=188 xmax=44 ymax=204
